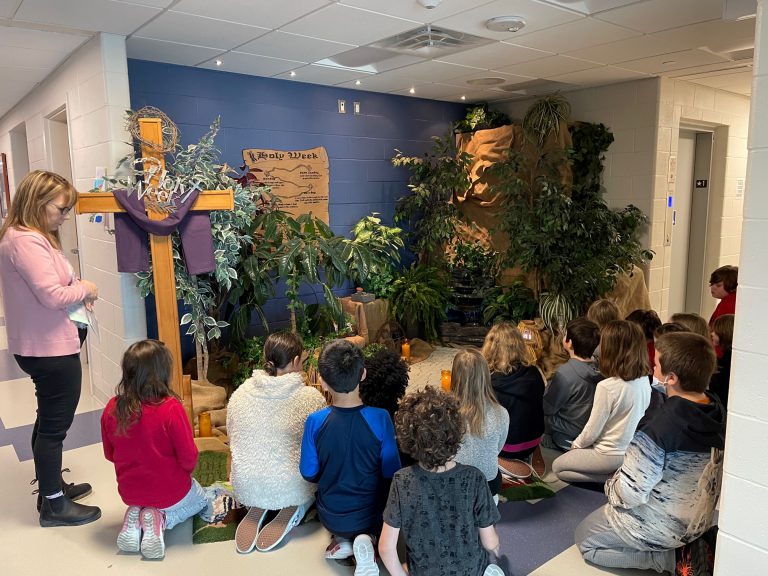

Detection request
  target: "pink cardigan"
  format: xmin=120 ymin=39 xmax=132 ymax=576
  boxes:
xmin=0 ymin=227 xmax=88 ymax=357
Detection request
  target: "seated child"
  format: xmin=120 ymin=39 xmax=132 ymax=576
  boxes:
xmin=481 ymin=323 xmax=545 ymax=462
xmin=575 ymin=332 xmax=725 ymax=575
xmin=669 ymin=312 xmax=709 ymax=338
xmin=709 ymin=314 xmax=734 ymax=409
xmin=625 ymin=308 xmax=661 ymax=372
xmin=543 ymin=317 xmax=603 ymax=451
xmin=586 ymin=299 xmax=620 ymax=368
xmin=300 ymin=339 xmax=401 ymax=575
xmin=359 ymin=346 xmax=409 ymax=422
xmin=228 ymin=331 xmax=326 ymax=553
xmin=101 ymin=340 xmax=219 ymax=560
xmin=379 ymin=386 xmax=505 ymax=576
xmin=451 ymin=349 xmax=509 ymax=498
xmin=552 ymin=321 xmax=651 ymax=483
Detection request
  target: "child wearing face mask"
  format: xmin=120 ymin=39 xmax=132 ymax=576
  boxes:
xmin=575 ymin=332 xmax=724 ymax=576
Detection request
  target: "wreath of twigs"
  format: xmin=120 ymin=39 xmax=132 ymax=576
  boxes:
xmin=125 ymin=106 xmax=179 ymax=153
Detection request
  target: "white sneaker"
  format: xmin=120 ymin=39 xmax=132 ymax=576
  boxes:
xmin=353 ymin=534 xmax=379 ymax=576
xmin=116 ymin=506 xmax=142 ymax=553
xmin=139 ymin=507 xmax=166 ymax=559
xmin=325 ymin=536 xmax=354 ymax=560
xmin=483 ymin=564 xmax=505 ymax=576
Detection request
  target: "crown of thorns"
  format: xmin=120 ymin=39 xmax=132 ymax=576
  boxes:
xmin=125 ymin=106 xmax=179 ymax=153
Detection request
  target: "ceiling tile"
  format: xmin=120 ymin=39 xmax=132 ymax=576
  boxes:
xmin=0 ymin=46 xmax=72 ymax=69
xmin=14 ymin=0 xmax=162 ymax=35
xmin=538 ymin=0 xmax=644 ymax=15
xmin=510 ymin=16 xmax=640 ymax=52
xmin=595 ymin=0 xmax=725 ymax=33
xmin=0 ymin=26 xmax=90 ymax=53
xmin=237 ymin=31 xmax=353 ymax=62
xmin=689 ymin=72 xmax=753 ymax=95
xmin=281 ymin=4 xmax=419 ymax=46
xmin=197 ymin=51 xmax=305 ymax=77
xmin=564 ymin=34 xmax=684 ymax=65
xmin=495 ymin=54 xmax=602 ymax=77
xmin=389 ymin=82 xmax=470 ymax=100
xmin=649 ymin=18 xmax=755 ymax=53
xmin=126 ymin=0 xmax=176 ymax=7
xmin=547 ymin=64 xmax=647 ymax=85
xmin=273 ymin=63 xmax=363 ymax=84
xmin=127 ymin=36 xmax=224 ymax=66
xmin=0 ymin=64 xmax=51 ymax=85
xmin=1 ymin=0 xmax=19 ymax=18
xmin=339 ymin=0 xmax=497 ymax=22
xmin=335 ymin=74 xmax=414 ymax=93
xmin=366 ymin=60 xmax=486 ymax=83
xmin=133 ymin=10 xmax=269 ymax=50
xmin=172 ymin=0 xmax=332 ymax=29
xmin=433 ymin=0 xmax=583 ymax=41
xmin=316 ymin=47 xmax=425 ymax=74
xmin=620 ymin=49 xmax=731 ymax=75
xmin=435 ymin=41 xmax=552 ymax=69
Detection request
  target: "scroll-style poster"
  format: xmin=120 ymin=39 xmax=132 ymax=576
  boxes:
xmin=242 ymin=146 xmax=329 ymax=223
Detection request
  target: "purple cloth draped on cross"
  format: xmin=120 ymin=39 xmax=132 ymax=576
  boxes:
xmin=113 ymin=188 xmax=216 ymax=275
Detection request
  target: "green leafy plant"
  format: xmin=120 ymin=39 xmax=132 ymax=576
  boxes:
xmin=393 ymin=135 xmax=473 ymax=264
xmin=539 ymin=292 xmax=578 ymax=333
xmin=362 ymin=342 xmax=387 ymax=359
xmin=389 ymin=264 xmax=452 ymax=342
xmin=523 ymin=93 xmax=571 ymax=146
xmin=489 ymin=100 xmax=652 ymax=319
xmin=482 ymin=282 xmax=538 ymax=325
xmin=449 ymin=241 xmax=499 ymax=289
xmin=347 ymin=214 xmax=404 ymax=298
xmin=229 ymin=335 xmax=265 ymax=389
xmin=454 ymin=104 xmax=511 ymax=133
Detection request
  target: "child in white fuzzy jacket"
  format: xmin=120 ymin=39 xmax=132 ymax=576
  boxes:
xmin=227 ymin=331 xmax=326 ymax=554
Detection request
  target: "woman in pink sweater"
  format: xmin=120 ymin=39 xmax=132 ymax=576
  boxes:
xmin=0 ymin=171 xmax=100 ymax=527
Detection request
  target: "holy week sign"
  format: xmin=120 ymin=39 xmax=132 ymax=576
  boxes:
xmin=242 ymin=146 xmax=329 ymax=223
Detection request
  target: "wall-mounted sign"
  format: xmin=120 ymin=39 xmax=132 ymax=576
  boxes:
xmin=695 ymin=179 xmax=708 ymax=188
xmin=242 ymin=146 xmax=329 ymax=223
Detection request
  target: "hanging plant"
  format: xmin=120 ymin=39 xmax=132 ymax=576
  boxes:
xmin=539 ymin=292 xmax=578 ymax=333
xmin=522 ymin=94 xmax=571 ymax=147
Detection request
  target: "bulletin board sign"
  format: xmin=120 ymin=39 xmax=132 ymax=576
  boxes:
xmin=242 ymin=146 xmax=329 ymax=223
xmin=0 ymin=153 xmax=9 ymax=218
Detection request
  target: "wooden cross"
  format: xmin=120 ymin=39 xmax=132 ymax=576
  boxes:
xmin=76 ymin=118 xmax=234 ymax=422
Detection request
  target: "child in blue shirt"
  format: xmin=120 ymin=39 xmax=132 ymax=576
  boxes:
xmin=301 ymin=339 xmax=401 ymax=575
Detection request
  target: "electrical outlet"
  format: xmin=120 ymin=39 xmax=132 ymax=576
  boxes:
xmin=354 ymin=101 xmax=361 ymax=115
xmin=338 ymin=99 xmax=346 ymax=114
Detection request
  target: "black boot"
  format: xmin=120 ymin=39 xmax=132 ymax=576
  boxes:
xmin=35 ymin=470 xmax=93 ymax=512
xmin=39 ymin=493 xmax=101 ymax=527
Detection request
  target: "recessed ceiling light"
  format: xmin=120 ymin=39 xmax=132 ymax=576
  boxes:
xmin=215 ymin=59 xmax=222 ymax=67
xmin=485 ymin=16 xmax=526 ymax=33
xmin=460 ymin=95 xmax=466 ymax=100
xmin=409 ymin=87 xmax=415 ymax=94
xmin=466 ymin=77 xmax=506 ymax=86
xmin=290 ymin=70 xmax=296 ymax=77
xmin=355 ymin=79 xmax=361 ymax=86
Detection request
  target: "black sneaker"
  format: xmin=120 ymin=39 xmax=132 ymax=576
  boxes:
xmin=675 ymin=526 xmax=718 ymax=576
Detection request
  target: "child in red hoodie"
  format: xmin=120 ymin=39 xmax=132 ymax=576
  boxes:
xmin=102 ymin=339 xmax=211 ymax=559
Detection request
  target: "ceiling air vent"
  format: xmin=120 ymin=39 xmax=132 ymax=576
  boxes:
xmin=369 ymin=25 xmax=494 ymax=58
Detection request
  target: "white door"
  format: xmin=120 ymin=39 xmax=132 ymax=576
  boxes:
xmin=46 ymin=108 xmax=81 ymax=278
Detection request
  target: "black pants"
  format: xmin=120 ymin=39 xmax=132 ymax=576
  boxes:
xmin=15 ymin=343 xmax=83 ymax=497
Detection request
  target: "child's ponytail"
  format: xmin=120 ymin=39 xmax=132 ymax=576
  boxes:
xmin=263 ymin=331 xmax=303 ymax=376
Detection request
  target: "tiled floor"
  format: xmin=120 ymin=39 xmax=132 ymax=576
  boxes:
xmin=0 ymin=293 xmax=648 ymax=576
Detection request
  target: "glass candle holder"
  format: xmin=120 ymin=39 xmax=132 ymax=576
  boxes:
xmin=198 ymin=411 xmax=212 ymax=437
xmin=401 ymin=339 xmax=411 ymax=362
xmin=440 ymin=369 xmax=451 ymax=392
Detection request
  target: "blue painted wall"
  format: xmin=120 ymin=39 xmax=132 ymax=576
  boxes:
xmin=128 ymin=59 xmax=464 ymax=338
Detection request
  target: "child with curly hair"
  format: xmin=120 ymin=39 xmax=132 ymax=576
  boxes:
xmin=379 ymin=387 xmax=505 ymax=576
xmin=359 ymin=347 xmax=409 ymax=422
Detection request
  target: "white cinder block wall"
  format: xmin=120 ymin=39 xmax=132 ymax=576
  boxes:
xmin=715 ymin=1 xmax=768 ymax=573
xmin=495 ymin=77 xmax=749 ymax=321
xmin=0 ymin=33 xmax=145 ymax=404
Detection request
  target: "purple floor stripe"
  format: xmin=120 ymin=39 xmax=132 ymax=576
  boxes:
xmin=0 ymin=349 xmax=26 ymax=381
xmin=496 ymin=485 xmax=608 ymax=575
xmin=0 ymin=409 xmax=103 ymax=462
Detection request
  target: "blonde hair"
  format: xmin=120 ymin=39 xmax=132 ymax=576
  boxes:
xmin=451 ymin=349 xmax=499 ymax=437
xmin=481 ymin=322 xmax=530 ymax=375
xmin=0 ymin=170 xmax=77 ymax=249
xmin=669 ymin=313 xmax=709 ymax=338
xmin=587 ymin=299 xmax=620 ymax=330
xmin=599 ymin=320 xmax=649 ymax=380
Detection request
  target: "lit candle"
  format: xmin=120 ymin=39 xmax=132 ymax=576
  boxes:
xmin=401 ymin=339 xmax=411 ymax=361
xmin=440 ymin=369 xmax=451 ymax=392
xmin=198 ymin=412 xmax=212 ymax=437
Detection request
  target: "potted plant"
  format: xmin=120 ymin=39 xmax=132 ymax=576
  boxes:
xmin=389 ymin=264 xmax=452 ymax=342
xmin=345 ymin=214 xmax=404 ymax=299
